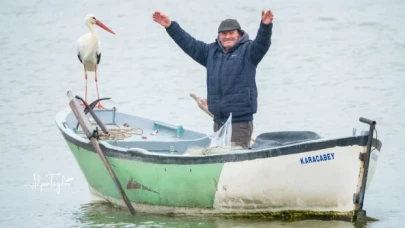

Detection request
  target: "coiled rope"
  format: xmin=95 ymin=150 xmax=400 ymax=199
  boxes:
xmin=77 ymin=123 xmax=144 ymax=140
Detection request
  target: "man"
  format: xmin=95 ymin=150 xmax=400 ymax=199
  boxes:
xmin=152 ymin=10 xmax=274 ymax=148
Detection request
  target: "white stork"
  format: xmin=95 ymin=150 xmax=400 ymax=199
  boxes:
xmin=77 ymin=14 xmax=115 ymax=109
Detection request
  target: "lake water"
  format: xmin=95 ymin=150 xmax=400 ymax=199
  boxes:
xmin=0 ymin=0 xmax=404 ymax=227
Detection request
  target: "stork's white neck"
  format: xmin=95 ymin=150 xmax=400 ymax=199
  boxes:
xmin=86 ymin=22 xmax=99 ymax=38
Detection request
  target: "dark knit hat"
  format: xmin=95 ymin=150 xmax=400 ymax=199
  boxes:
xmin=218 ymin=19 xmax=241 ymax=33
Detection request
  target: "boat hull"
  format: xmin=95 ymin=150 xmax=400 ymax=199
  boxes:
xmin=63 ymin=138 xmax=380 ymax=220
xmin=55 ymin=106 xmax=381 ymax=220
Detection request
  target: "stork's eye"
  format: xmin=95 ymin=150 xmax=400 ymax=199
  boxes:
xmin=92 ymin=17 xmax=96 ymax=20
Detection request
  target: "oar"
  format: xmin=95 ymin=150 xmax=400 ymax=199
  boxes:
xmin=189 ymin=93 xmax=214 ymax=118
xmin=67 ymin=91 xmax=136 ymax=216
xmin=189 ymin=93 xmax=255 ymax=142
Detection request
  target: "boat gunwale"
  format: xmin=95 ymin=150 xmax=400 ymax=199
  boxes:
xmin=57 ymin=128 xmax=382 ymax=166
xmin=55 ymin=107 xmax=382 ymax=165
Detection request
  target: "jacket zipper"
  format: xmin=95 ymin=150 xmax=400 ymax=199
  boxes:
xmin=217 ymin=52 xmax=226 ymax=122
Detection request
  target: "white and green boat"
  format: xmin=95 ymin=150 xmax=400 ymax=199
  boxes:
xmin=55 ymin=92 xmax=382 ymax=221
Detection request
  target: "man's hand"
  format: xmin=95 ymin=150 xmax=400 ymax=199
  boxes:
xmin=261 ymin=10 xmax=274 ymax=24
xmin=152 ymin=11 xmax=172 ymax=28
xmin=190 ymin=93 xmax=213 ymax=118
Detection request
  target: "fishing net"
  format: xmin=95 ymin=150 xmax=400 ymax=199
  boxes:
xmin=185 ymin=114 xmax=236 ymax=155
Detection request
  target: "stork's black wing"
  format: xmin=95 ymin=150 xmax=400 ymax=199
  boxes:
xmin=97 ymin=53 xmax=101 ymax=64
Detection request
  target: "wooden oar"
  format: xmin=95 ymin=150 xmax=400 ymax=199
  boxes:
xmin=189 ymin=93 xmax=213 ymax=118
xmin=189 ymin=93 xmax=255 ymax=142
xmin=67 ymin=91 xmax=136 ymax=216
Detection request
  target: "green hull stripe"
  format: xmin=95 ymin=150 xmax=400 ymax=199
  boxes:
xmin=67 ymin=142 xmax=224 ymax=208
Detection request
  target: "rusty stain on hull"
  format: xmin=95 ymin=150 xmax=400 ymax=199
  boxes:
xmin=127 ymin=178 xmax=159 ymax=194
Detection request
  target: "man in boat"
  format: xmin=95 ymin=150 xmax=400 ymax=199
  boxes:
xmin=152 ymin=10 xmax=274 ymax=149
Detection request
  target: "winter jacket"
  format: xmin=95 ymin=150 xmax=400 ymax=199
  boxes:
xmin=166 ymin=21 xmax=272 ymax=123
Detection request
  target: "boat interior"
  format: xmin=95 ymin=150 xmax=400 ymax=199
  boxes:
xmin=62 ymin=108 xmax=323 ymax=155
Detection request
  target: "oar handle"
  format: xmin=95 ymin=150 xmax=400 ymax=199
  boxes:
xmin=190 ymin=93 xmax=214 ymax=118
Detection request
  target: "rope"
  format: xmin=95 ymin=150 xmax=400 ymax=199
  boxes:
xmin=98 ymin=127 xmax=143 ymax=140
xmin=76 ymin=122 xmax=144 ymax=140
xmin=370 ymin=127 xmax=378 ymax=153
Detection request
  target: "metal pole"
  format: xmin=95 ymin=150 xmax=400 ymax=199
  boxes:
xmin=354 ymin=117 xmax=376 ymax=220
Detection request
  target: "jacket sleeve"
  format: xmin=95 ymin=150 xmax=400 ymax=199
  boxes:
xmin=247 ymin=21 xmax=273 ymax=66
xmin=166 ymin=21 xmax=210 ymax=67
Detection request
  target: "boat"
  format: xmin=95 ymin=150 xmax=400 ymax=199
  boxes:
xmin=55 ymin=91 xmax=382 ymax=221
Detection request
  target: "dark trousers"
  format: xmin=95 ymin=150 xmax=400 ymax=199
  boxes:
xmin=214 ymin=121 xmax=253 ymax=149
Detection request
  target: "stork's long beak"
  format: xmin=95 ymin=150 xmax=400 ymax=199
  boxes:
xmin=96 ymin=20 xmax=115 ymax=35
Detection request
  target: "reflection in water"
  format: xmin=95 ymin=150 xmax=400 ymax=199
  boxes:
xmin=73 ymin=201 xmax=372 ymax=228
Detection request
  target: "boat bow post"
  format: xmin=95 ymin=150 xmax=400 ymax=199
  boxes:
xmin=353 ymin=117 xmax=377 ymax=220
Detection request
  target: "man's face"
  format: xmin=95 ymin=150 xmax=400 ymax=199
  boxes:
xmin=219 ymin=30 xmax=240 ymax=50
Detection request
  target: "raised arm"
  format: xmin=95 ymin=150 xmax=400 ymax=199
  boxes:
xmin=248 ymin=10 xmax=274 ymax=66
xmin=152 ymin=11 xmax=210 ymax=67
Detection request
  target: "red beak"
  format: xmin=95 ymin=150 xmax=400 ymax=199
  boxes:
xmin=96 ymin=20 xmax=115 ymax=35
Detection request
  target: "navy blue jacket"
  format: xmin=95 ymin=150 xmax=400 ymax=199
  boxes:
xmin=166 ymin=21 xmax=272 ymax=123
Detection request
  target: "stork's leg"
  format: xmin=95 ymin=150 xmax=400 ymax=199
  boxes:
xmin=81 ymin=65 xmax=88 ymax=107
xmin=94 ymin=65 xmax=106 ymax=109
